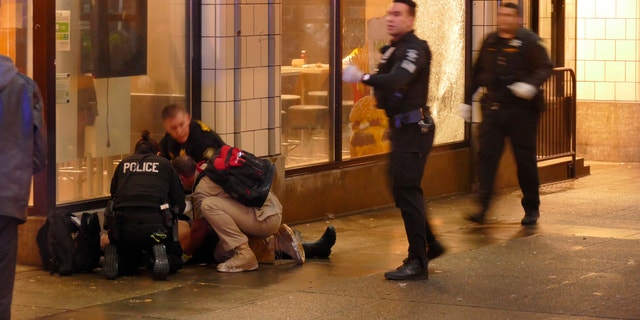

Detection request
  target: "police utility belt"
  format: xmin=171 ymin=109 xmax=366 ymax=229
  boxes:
xmin=117 ymin=203 xmax=176 ymax=226
xmin=118 ymin=211 xmax=167 ymax=225
xmin=391 ymin=108 xmax=432 ymax=133
xmin=104 ymin=203 xmax=179 ymax=242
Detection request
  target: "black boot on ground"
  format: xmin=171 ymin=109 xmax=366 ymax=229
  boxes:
xmin=152 ymin=244 xmax=170 ymax=280
xmin=427 ymin=240 xmax=446 ymax=260
xmin=384 ymin=258 xmax=428 ymax=280
xmin=521 ymin=210 xmax=540 ymax=226
xmin=465 ymin=210 xmax=486 ymax=224
xmin=302 ymin=225 xmax=336 ymax=259
xmin=103 ymin=244 xmax=119 ymax=280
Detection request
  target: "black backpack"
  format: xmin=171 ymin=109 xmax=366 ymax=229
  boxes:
xmin=200 ymin=144 xmax=275 ymax=207
xmin=36 ymin=212 xmax=102 ymax=276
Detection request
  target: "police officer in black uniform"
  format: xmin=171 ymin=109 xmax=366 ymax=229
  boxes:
xmin=464 ymin=2 xmax=553 ymax=226
xmin=159 ymin=103 xmax=226 ymax=163
xmin=343 ymin=0 xmax=444 ymax=280
xmin=103 ymin=130 xmax=186 ymax=280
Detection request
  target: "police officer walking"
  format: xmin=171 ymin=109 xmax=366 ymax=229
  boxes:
xmin=463 ymin=2 xmax=553 ymax=225
xmin=103 ymin=130 xmax=186 ymax=280
xmin=343 ymin=0 xmax=444 ymax=280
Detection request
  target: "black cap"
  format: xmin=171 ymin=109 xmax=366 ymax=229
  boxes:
xmin=393 ymin=0 xmax=417 ymax=9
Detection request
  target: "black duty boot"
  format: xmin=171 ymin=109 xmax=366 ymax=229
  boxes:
xmin=465 ymin=212 xmax=486 ymax=224
xmin=152 ymin=244 xmax=170 ymax=280
xmin=384 ymin=258 xmax=428 ymax=280
xmin=302 ymin=225 xmax=336 ymax=259
xmin=465 ymin=207 xmax=488 ymax=224
xmin=426 ymin=240 xmax=446 ymax=260
xmin=521 ymin=210 xmax=540 ymax=226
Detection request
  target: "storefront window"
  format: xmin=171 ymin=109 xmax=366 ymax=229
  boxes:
xmin=55 ymin=0 xmax=187 ymax=204
xmin=341 ymin=0 xmax=390 ymax=159
xmin=281 ymin=0 xmax=332 ymax=168
xmin=340 ymin=0 xmax=466 ymax=161
xmin=1 ymin=0 xmax=34 ymax=204
xmin=282 ymin=0 xmax=466 ymax=168
xmin=0 ymin=0 xmax=32 ymax=73
xmin=415 ymin=1 xmax=466 ymax=145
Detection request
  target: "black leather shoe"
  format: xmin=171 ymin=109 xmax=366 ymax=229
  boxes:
xmin=384 ymin=258 xmax=428 ymax=280
xmin=427 ymin=240 xmax=446 ymax=260
xmin=302 ymin=225 xmax=336 ymax=258
xmin=521 ymin=210 xmax=540 ymax=226
xmin=465 ymin=212 xmax=486 ymax=224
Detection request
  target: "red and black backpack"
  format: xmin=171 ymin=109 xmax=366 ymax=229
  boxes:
xmin=196 ymin=145 xmax=275 ymax=207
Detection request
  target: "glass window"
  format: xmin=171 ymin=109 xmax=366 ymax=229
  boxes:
xmin=1 ymin=0 xmax=35 ymax=204
xmin=340 ymin=0 xmax=466 ymax=161
xmin=415 ymin=1 xmax=466 ymax=145
xmin=340 ymin=0 xmax=391 ymax=159
xmin=282 ymin=0 xmax=466 ymax=168
xmin=281 ymin=0 xmax=332 ymax=168
xmin=55 ymin=0 xmax=187 ymax=204
xmin=0 ymin=0 xmax=32 ymax=74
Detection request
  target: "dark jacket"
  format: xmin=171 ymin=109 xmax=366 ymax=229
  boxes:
xmin=0 ymin=55 xmax=47 ymax=223
xmin=111 ymin=153 xmax=185 ymax=213
xmin=471 ymin=27 xmax=553 ymax=107
xmin=159 ymin=120 xmax=225 ymax=163
xmin=364 ymin=30 xmax=431 ymax=116
xmin=362 ymin=30 xmax=432 ymax=153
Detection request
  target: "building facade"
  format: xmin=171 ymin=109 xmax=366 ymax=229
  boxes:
xmin=3 ymin=0 xmax=638 ymax=265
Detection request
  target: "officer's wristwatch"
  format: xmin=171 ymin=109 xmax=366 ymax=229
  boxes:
xmin=362 ymin=73 xmax=371 ymax=82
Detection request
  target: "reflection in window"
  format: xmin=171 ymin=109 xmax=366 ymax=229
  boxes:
xmin=281 ymin=1 xmax=331 ymax=168
xmin=80 ymin=0 xmax=147 ymax=79
xmin=55 ymin=0 xmax=186 ymax=203
xmin=338 ymin=0 xmax=465 ymax=161
xmin=279 ymin=0 xmax=466 ymax=168
xmin=280 ymin=0 xmax=466 ymax=168
xmin=341 ymin=0 xmax=391 ymax=159
xmin=1 ymin=0 xmax=34 ymax=204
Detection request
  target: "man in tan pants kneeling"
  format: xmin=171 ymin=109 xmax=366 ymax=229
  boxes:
xmin=172 ymin=155 xmax=305 ymax=272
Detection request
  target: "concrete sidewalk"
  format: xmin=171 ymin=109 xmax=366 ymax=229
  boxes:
xmin=11 ymin=161 xmax=640 ymax=319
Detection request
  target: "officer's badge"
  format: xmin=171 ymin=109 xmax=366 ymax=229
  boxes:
xmin=197 ymin=120 xmax=212 ymax=132
xmin=203 ymin=148 xmax=215 ymax=160
xmin=509 ymin=39 xmax=523 ymax=47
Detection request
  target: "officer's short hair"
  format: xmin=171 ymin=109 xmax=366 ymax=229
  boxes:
xmin=172 ymin=155 xmax=196 ymax=177
xmin=393 ymin=0 xmax=416 ymax=17
xmin=161 ymin=103 xmax=188 ymax=120
xmin=135 ymin=130 xmax=160 ymax=154
xmin=501 ymin=2 xmax=519 ymax=14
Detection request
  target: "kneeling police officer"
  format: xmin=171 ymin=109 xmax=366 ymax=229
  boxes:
xmin=103 ymin=130 xmax=186 ymax=280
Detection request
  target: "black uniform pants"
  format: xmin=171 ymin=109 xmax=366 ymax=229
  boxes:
xmin=111 ymin=212 xmax=183 ymax=275
xmin=478 ymin=104 xmax=540 ymax=213
xmin=389 ymin=136 xmax=435 ymax=266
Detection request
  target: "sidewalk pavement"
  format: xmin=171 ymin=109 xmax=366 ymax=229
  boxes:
xmin=11 ymin=161 xmax=640 ymax=320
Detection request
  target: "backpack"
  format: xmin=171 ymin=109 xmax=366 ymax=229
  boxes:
xmin=200 ymin=145 xmax=275 ymax=207
xmin=36 ymin=212 xmax=102 ymax=276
